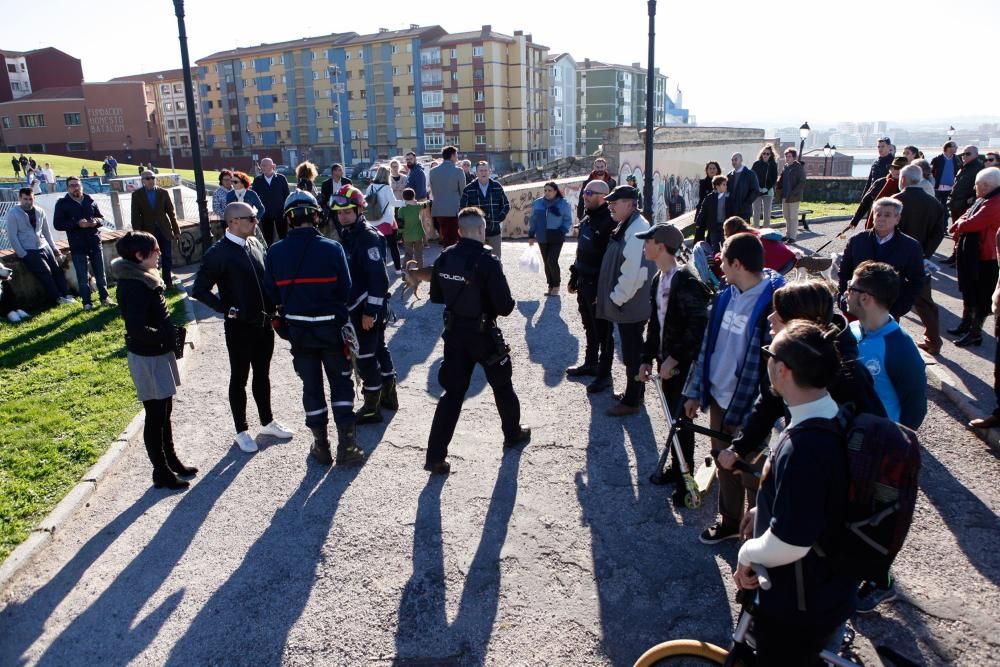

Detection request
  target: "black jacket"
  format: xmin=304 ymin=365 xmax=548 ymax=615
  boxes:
xmin=319 ymin=177 xmax=353 ymax=211
xmin=430 ymin=237 xmax=514 ymax=328
xmin=193 ymin=235 xmax=274 ymax=326
xmin=251 ymin=173 xmax=290 ymax=220
xmin=113 ymin=260 xmax=176 ymax=357
xmin=694 ymin=192 xmax=728 ymax=250
xmin=641 ymin=265 xmax=711 ymax=368
xmin=726 ymin=167 xmax=760 ymax=220
xmin=893 ymin=187 xmax=946 ymax=258
xmin=865 ymin=153 xmax=894 ymax=193
xmin=839 ymin=229 xmax=925 ymax=319
xmin=930 ymin=154 xmax=962 ymax=188
xmin=751 ymin=159 xmax=778 ymax=191
xmin=697 ymin=176 xmax=715 ymax=214
xmin=571 ymin=203 xmax=615 ymax=280
xmin=731 ymin=315 xmax=887 ymax=458
xmin=53 ymin=193 xmax=104 ymax=250
xmin=950 ymin=157 xmax=985 ymax=219
xmin=264 ymin=226 xmax=352 ymax=321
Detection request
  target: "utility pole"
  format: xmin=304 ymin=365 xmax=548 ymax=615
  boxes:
xmin=643 ymin=0 xmax=656 ymax=222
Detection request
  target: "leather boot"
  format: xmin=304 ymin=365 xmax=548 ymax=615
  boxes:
xmin=336 ymin=424 xmax=365 ymax=465
xmin=955 ymin=317 xmax=984 ymax=347
xmin=146 ymin=430 xmax=188 ymax=489
xmin=309 ymin=424 xmax=333 ymax=465
xmin=356 ymin=390 xmax=383 ymax=424
xmin=380 ymin=376 xmax=399 ymax=411
xmin=947 ymin=308 xmax=972 ymax=336
xmin=162 ymin=422 xmax=198 ymax=477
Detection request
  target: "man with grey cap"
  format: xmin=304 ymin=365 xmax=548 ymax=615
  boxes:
xmin=638 ymin=222 xmax=711 ymax=506
xmin=596 ymin=185 xmax=655 ymax=416
xmin=567 ymin=179 xmax=616 ymax=388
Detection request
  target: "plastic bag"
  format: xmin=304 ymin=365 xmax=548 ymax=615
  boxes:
xmin=518 ymin=243 xmax=542 ymax=273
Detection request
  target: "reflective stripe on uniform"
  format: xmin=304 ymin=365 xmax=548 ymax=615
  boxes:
xmin=305 ymin=408 xmax=328 ymax=416
xmin=349 ymin=291 xmax=368 ymax=310
xmin=286 ymin=314 xmax=339 ymax=322
xmin=331 ymin=401 xmax=353 ymax=407
xmin=356 ymin=352 xmax=375 ymax=359
xmin=275 ymin=276 xmax=339 ymax=286
xmin=367 ymin=295 xmax=384 ymax=306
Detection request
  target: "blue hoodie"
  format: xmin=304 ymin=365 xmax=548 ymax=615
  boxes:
xmin=850 ymin=317 xmax=926 ymax=429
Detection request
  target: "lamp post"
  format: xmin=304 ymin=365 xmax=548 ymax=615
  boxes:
xmin=822 ymin=143 xmax=832 ymax=176
xmin=328 ymin=65 xmax=347 ymax=167
xmin=173 ymin=0 xmax=210 ymax=251
xmin=798 ymin=122 xmax=811 ymax=160
xmin=641 ymin=0 xmax=656 ymax=221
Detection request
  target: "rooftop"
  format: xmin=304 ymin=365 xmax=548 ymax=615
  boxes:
xmin=110 ymin=68 xmax=196 ymax=84
xmin=198 ymin=32 xmax=357 ymax=62
xmin=0 ymin=85 xmax=83 ymax=102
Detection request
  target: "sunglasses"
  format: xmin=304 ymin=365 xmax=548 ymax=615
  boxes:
xmin=583 ymin=189 xmax=606 ymax=196
xmin=760 ymin=345 xmax=789 ymax=367
xmin=962 ymin=152 xmax=974 ymax=157
xmin=986 ymin=157 xmax=998 ymax=163
xmin=142 ymin=176 xmax=155 ymax=180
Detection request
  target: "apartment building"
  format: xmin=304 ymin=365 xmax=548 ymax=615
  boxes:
xmin=547 ymin=53 xmax=576 ymax=161
xmin=195 ymin=26 xmax=447 ymax=169
xmin=418 ymin=26 xmax=549 ymax=171
xmin=0 ymin=47 xmax=83 ymax=103
xmin=111 ymin=68 xmax=203 ymax=159
xmin=576 ymin=59 xmax=688 ymax=155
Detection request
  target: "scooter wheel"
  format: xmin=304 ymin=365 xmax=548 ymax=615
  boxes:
xmin=685 ymin=492 xmax=702 ymax=509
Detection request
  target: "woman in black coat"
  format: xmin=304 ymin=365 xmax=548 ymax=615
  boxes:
xmin=719 ymin=279 xmax=886 ymax=470
xmin=113 ymin=231 xmax=195 ymax=490
xmin=750 ymin=144 xmax=778 ymax=228
xmin=697 ymin=161 xmax=723 ymax=216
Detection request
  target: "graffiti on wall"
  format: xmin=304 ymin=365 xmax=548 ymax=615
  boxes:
xmin=504 ymin=180 xmax=584 ymax=238
xmin=618 ymin=163 xmax=699 ymax=223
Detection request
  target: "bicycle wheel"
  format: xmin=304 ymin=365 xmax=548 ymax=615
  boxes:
xmin=633 ymin=639 xmax=728 ymax=666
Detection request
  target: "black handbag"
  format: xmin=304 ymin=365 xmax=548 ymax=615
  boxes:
xmin=174 ymin=325 xmax=188 ymax=359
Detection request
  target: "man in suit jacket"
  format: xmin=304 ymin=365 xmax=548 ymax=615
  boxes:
xmin=429 ymin=145 xmax=468 ymax=247
xmin=131 ymin=170 xmax=181 ymax=285
xmin=726 ymin=152 xmax=760 ymax=222
xmin=252 ymin=157 xmax=291 ymax=244
xmin=319 ymin=163 xmax=352 ymax=221
xmin=894 ymin=165 xmax=947 ymax=353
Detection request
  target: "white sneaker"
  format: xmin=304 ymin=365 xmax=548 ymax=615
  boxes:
xmin=259 ymin=420 xmax=294 ymax=438
xmin=7 ymin=311 xmax=21 ymax=323
xmin=234 ymin=431 xmax=258 ymax=453
xmin=15 ymin=309 xmax=29 ymax=319
xmin=58 ymin=296 xmax=75 ymax=305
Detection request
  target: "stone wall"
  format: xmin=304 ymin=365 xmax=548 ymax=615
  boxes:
xmin=802 ymin=176 xmax=868 ymax=203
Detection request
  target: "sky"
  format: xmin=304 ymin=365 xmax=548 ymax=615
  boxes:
xmin=3 ymin=0 xmax=998 ymax=128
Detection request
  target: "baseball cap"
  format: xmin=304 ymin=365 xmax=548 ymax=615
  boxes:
xmin=605 ymin=185 xmax=639 ymax=202
xmin=635 ymin=222 xmax=684 ymax=250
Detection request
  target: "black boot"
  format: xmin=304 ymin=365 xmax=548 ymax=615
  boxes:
xmin=356 ymin=390 xmax=383 ymax=424
xmin=162 ymin=431 xmax=198 ymax=477
xmin=503 ymin=426 xmax=532 ymax=449
xmin=335 ymin=424 xmax=365 ymax=465
xmin=948 ymin=308 xmax=973 ymax=336
xmin=146 ymin=432 xmax=188 ymax=489
xmin=309 ymin=425 xmax=333 ymax=465
xmin=380 ymin=377 xmax=399 ymax=411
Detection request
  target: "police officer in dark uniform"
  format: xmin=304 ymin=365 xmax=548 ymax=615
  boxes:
xmin=264 ymin=191 xmax=363 ymax=465
xmin=329 ymin=184 xmax=397 ymax=424
xmin=425 ymin=206 xmax=531 ymax=474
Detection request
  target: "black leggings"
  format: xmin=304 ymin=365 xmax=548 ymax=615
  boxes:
xmin=225 ymin=322 xmax=275 ymax=433
xmin=385 ymin=230 xmax=402 ymax=270
xmin=142 ymin=397 xmax=173 ymax=467
xmin=538 ymin=238 xmax=564 ymax=288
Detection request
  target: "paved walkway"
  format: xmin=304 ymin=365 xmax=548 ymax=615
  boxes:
xmin=1 ymin=230 xmax=999 ymax=666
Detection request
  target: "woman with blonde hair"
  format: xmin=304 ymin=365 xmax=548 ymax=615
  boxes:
xmin=365 ymin=165 xmax=406 ymax=271
xmin=295 ymin=161 xmax=318 ymax=195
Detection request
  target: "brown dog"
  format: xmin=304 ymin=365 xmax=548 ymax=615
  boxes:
xmin=401 ymin=260 xmax=434 ymax=300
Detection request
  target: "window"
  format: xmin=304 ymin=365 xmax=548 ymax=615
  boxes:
xmin=392 ymin=66 xmax=399 ymax=76
xmin=313 ymin=71 xmax=319 ymax=80
xmin=474 ymin=112 xmax=485 ymax=123
xmin=360 ymin=89 xmax=366 ymax=99
xmin=421 ymin=90 xmax=443 ymax=106
xmin=357 ymin=49 xmax=363 ymax=59
xmin=395 ymin=108 xmax=401 ymax=117
xmin=5 ymin=64 xmax=15 ymax=73
xmin=475 ymin=135 xmax=486 ymax=145
xmin=452 ymin=114 xmax=459 ymax=124
xmin=424 ymin=133 xmax=444 ymax=148
xmin=166 ymin=119 xmax=175 ymax=129
xmin=181 ymin=135 xmax=189 ymax=146
xmin=66 ymin=142 xmax=88 ymax=152
xmin=407 ymin=85 xmax=414 ymax=95
xmin=393 ymin=86 xmax=400 ymax=96
xmin=169 ymin=136 xmax=178 ymax=146
xmin=391 ymin=44 xmax=398 ymax=55
xmin=473 ymin=69 xmax=483 ymax=80
xmin=176 ymin=101 xmax=186 ymax=111
xmin=474 ymin=91 xmax=484 ymax=102
xmin=407 ymin=64 xmax=413 ymax=74
xmin=451 ymin=93 xmax=459 ymax=104
xmin=63 ymin=112 xmax=81 ymax=126
xmin=451 ymin=72 xmax=458 ymax=81
xmin=423 ymin=112 xmax=444 ymax=128
xmin=173 ymin=83 xmax=182 ymax=93
xmin=206 ymin=100 xmax=214 ymax=109
xmin=17 ymin=114 xmax=45 ymax=128
xmin=178 ymin=118 xmax=188 ymax=129
xmin=345 ymin=52 xmax=350 ymax=60
xmin=1 ymin=116 xmax=9 ymax=129
xmin=473 ymin=46 xmax=483 ymax=57
xmin=160 ymin=83 xmax=170 ymax=93
xmin=406 ymin=43 xmax=412 ymax=53
xmin=450 ymin=49 xmax=457 ymax=60
xmin=345 ymin=70 xmax=352 ymax=80
xmin=164 ymin=102 xmax=173 ymax=111
xmin=362 ymin=130 xmax=369 ymax=139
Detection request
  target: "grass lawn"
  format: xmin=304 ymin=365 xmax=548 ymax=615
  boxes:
xmin=0 ymin=291 xmax=187 ymax=561
xmin=0 ymin=152 xmax=200 ymax=182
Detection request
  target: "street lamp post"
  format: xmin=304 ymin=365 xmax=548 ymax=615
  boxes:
xmin=799 ymin=122 xmax=811 ymax=160
xmin=823 ymin=143 xmax=832 ymax=176
xmin=642 ymin=0 xmax=656 ymax=221
xmin=173 ymin=0 xmax=210 ymax=251
xmin=328 ymin=65 xmax=347 ymax=167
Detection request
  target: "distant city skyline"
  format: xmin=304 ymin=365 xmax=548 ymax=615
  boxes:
xmin=2 ymin=0 xmax=997 ymax=125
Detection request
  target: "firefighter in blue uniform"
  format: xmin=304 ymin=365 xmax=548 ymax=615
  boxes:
xmin=424 ymin=206 xmax=531 ymax=474
xmin=329 ymin=184 xmax=397 ymax=424
xmin=263 ymin=190 xmax=364 ymax=465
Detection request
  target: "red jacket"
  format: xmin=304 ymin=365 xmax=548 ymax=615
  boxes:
xmin=954 ymin=188 xmax=1000 ymax=261
xmin=711 ymin=230 xmax=797 ymax=278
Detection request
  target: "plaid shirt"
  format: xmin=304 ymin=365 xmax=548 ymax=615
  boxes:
xmin=683 ymin=269 xmax=785 ymax=429
xmin=460 ymin=178 xmax=510 ymax=237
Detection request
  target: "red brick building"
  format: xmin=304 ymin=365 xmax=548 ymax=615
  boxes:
xmin=0 ymin=47 xmax=83 ymax=103
xmin=0 ymin=81 xmax=160 ymax=162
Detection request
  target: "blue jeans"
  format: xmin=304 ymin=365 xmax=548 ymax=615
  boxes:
xmin=70 ymin=240 xmax=108 ymax=305
xmin=21 ymin=247 xmax=69 ymax=303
